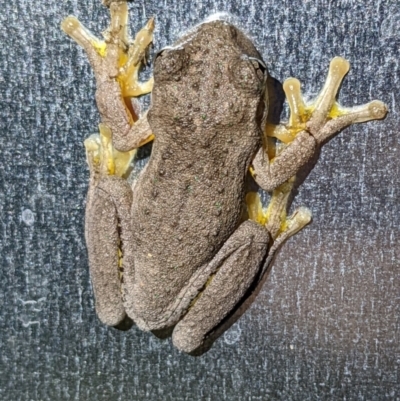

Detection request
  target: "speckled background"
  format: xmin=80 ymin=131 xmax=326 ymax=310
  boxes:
xmin=0 ymin=0 xmax=399 ymax=400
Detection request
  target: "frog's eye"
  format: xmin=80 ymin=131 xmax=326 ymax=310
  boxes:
xmin=154 ymin=48 xmax=188 ymax=82
xmin=248 ymin=57 xmax=267 ymax=81
xmin=229 ymin=56 xmax=267 ymax=94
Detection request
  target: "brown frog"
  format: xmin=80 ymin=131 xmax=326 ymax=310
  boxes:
xmin=62 ymin=1 xmax=387 ymax=353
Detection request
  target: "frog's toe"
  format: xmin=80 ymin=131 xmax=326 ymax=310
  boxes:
xmin=118 ymin=18 xmax=155 ymax=98
xmin=267 ymin=57 xmax=388 ymax=146
xmin=305 ymin=57 xmax=387 ymax=142
xmin=85 ymin=124 xmax=136 ymax=180
xmin=312 ymin=99 xmax=388 ymax=144
xmin=61 ymin=16 xmax=106 ymax=59
xmin=306 ymin=57 xmax=350 ymax=135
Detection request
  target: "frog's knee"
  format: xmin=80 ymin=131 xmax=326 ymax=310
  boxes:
xmin=172 ymin=323 xmax=204 ymax=354
xmin=171 ymin=220 xmax=271 ymax=354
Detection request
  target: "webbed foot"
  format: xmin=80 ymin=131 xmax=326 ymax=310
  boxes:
xmin=267 ymin=57 xmax=387 ymax=145
xmin=85 ymin=123 xmax=136 ymax=183
xmin=61 ymin=2 xmax=154 ymax=98
xmin=252 ymin=57 xmax=387 ymax=192
xmin=246 ymin=178 xmax=312 ymax=243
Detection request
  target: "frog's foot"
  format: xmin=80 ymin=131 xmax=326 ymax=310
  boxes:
xmin=246 ymin=180 xmax=311 ymax=281
xmin=61 ymin=2 xmax=154 ymax=97
xmin=85 ymin=123 xmax=137 ymax=183
xmin=62 ymin=3 xmax=154 ymax=150
xmin=246 ymin=178 xmax=311 ymax=241
xmin=267 ymin=57 xmax=387 ymax=146
xmin=251 ymin=57 xmax=387 ymax=192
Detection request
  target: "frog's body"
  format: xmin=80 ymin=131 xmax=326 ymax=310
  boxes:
xmin=129 ymin=22 xmax=265 ymax=327
xmin=62 ymin=1 xmax=387 ymax=353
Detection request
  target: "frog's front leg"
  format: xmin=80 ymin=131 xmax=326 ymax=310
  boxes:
xmin=61 ymin=1 xmax=154 ymax=151
xmin=171 ymin=184 xmax=311 ymax=354
xmin=252 ymin=57 xmax=387 ymax=191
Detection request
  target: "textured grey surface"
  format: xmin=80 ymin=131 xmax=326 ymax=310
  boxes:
xmin=0 ymin=0 xmax=399 ymax=400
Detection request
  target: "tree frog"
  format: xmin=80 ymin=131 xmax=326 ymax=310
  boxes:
xmin=62 ymin=0 xmax=387 ymax=353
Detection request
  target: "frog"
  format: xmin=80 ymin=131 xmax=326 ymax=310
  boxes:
xmin=62 ymin=0 xmax=387 ymax=353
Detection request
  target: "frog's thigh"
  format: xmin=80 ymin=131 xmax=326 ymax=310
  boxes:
xmin=172 ymin=220 xmax=270 ymax=353
xmin=85 ymin=176 xmax=134 ymax=326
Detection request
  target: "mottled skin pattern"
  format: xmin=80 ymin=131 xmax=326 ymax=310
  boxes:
xmin=129 ymin=24 xmax=265 ymax=320
xmin=62 ymin=1 xmax=387 ymax=353
xmin=86 ymin=21 xmax=284 ymax=352
xmin=109 ymin=22 xmax=278 ymax=351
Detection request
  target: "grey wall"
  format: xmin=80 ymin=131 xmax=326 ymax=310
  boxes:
xmin=0 ymin=0 xmax=399 ymax=400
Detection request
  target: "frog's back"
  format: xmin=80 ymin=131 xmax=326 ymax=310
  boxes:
xmin=130 ymin=19 xmax=267 ymax=320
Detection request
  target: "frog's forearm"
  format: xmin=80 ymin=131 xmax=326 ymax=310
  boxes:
xmin=95 ymin=81 xmax=134 ymax=140
xmin=251 ymin=131 xmax=316 ymax=192
xmin=96 ymin=81 xmax=153 ymax=152
xmin=111 ymin=112 xmax=153 ymax=153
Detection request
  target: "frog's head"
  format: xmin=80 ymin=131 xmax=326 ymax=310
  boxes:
xmin=149 ymin=19 xmax=268 ymax=142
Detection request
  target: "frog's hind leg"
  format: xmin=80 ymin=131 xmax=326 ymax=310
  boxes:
xmin=84 ymin=124 xmax=136 ymax=327
xmin=172 ymin=181 xmax=311 ymax=354
xmin=171 ymin=220 xmax=270 ymax=353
